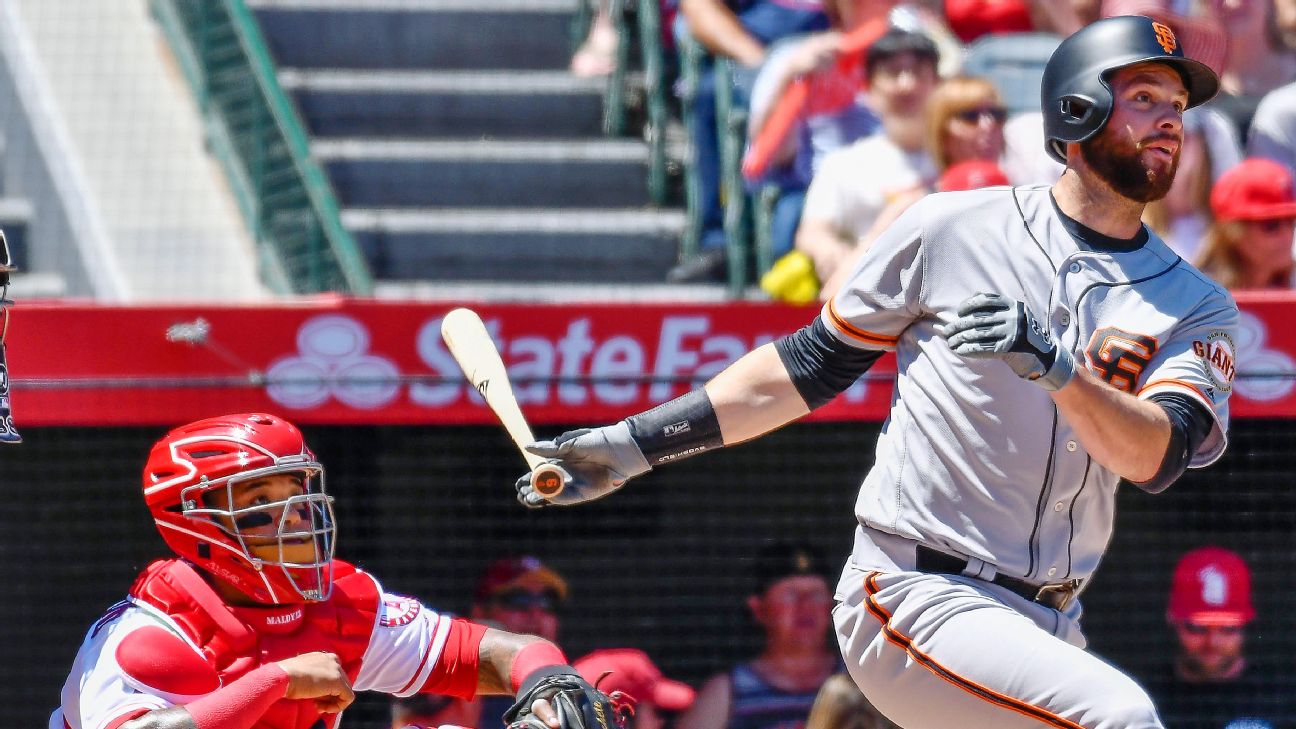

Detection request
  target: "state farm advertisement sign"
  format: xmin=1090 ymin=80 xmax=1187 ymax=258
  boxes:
xmin=7 ymin=294 xmax=1294 ymax=426
xmin=6 ymin=300 xmax=888 ymax=426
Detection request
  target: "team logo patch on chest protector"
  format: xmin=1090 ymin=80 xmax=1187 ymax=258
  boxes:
xmin=1193 ymin=332 xmax=1236 ymax=393
xmin=379 ymin=595 xmax=421 ymax=627
xmin=1085 ymin=327 xmax=1159 ymax=393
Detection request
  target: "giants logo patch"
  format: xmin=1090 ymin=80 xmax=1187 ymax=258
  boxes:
xmin=1152 ymin=21 xmax=1177 ymax=54
xmin=379 ymin=595 xmax=422 ymax=627
xmin=1086 ymin=328 xmax=1159 ymax=393
xmin=1193 ymin=332 xmax=1235 ymax=393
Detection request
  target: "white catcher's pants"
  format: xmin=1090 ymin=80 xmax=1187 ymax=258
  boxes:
xmin=833 ymin=530 xmax=1162 ymax=729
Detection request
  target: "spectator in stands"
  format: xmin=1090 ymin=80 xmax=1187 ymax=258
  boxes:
xmin=1195 ymin=157 xmax=1296 ymax=289
xmin=1247 ymin=75 xmax=1296 ymax=174
xmin=394 ymin=555 xmax=570 ymax=728
xmin=393 ymin=692 xmax=479 ymax=729
xmin=675 ymin=542 xmax=838 ymax=729
xmin=571 ymin=0 xmax=620 ymax=77
xmin=1143 ymin=107 xmax=1243 ymax=261
xmin=936 ymin=158 xmax=1009 ymax=191
xmin=667 ymin=0 xmax=835 ymax=282
xmin=942 ymin=0 xmax=1091 ymax=42
xmin=803 ymin=673 xmax=899 ymax=729
xmin=1144 ymin=546 xmax=1294 ymax=728
xmin=925 ymin=76 xmax=1007 ymax=176
xmin=743 ymin=3 xmax=898 ymax=269
xmin=815 ymin=73 xmax=1006 ymax=298
xmin=574 ymin=649 xmax=697 ymax=729
xmin=792 ymin=28 xmax=939 ymax=295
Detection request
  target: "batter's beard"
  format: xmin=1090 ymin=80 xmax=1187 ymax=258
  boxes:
xmin=1079 ymin=130 xmax=1178 ymax=202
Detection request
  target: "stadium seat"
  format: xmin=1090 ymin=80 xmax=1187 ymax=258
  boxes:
xmin=959 ymin=32 xmax=1062 ymax=116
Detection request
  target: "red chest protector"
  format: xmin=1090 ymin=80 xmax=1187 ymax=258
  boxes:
xmin=129 ymin=559 xmax=380 ymax=729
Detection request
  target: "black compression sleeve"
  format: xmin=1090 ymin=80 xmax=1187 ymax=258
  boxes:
xmin=1135 ymin=392 xmax=1215 ymax=494
xmin=625 ymin=388 xmax=725 ymax=465
xmin=774 ymin=317 xmax=884 ymax=410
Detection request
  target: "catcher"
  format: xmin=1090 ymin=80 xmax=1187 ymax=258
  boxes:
xmin=51 ymin=412 xmax=629 ymax=729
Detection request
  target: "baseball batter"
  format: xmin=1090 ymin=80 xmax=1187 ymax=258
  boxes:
xmin=516 ymin=16 xmax=1238 ymax=729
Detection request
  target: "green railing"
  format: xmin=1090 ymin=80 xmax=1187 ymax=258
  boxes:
xmin=151 ymin=0 xmax=373 ymax=295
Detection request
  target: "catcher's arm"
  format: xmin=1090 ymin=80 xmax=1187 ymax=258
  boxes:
xmin=474 ymin=629 xmax=630 ymax=729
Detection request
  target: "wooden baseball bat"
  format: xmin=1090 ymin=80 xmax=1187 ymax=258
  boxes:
xmin=441 ymin=308 xmax=569 ymax=498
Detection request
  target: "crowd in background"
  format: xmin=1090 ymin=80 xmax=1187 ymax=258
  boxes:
xmin=574 ymin=0 xmax=1296 ymax=299
xmin=392 ymin=543 xmax=1284 ymax=729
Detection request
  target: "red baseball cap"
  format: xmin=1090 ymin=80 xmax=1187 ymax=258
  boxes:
xmin=574 ymin=649 xmax=696 ymax=711
xmin=943 ymin=0 xmax=1033 ymax=44
xmin=474 ymin=556 xmax=569 ymax=603
xmin=1210 ymin=158 xmax=1296 ymax=222
xmin=938 ymin=160 xmax=1011 ymax=192
xmin=1167 ymin=546 xmax=1255 ymax=626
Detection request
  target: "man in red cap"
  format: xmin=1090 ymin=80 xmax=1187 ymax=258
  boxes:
xmin=1145 ymin=546 xmax=1292 ymax=728
xmin=394 ymin=556 xmax=571 ymax=728
xmin=574 ymin=649 xmax=696 ymax=729
xmin=472 ymin=556 xmax=569 ymax=644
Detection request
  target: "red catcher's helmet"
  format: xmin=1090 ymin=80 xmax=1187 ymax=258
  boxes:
xmin=142 ymin=413 xmax=335 ymax=604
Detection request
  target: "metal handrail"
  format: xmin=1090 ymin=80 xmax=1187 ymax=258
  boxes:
xmin=151 ymin=0 xmax=373 ymax=295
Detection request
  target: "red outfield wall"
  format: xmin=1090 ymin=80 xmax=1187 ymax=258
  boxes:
xmin=9 ymin=292 xmax=1294 ymax=425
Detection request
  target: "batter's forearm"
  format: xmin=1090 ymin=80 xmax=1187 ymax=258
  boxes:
xmin=1051 ymin=368 xmax=1171 ymax=481
xmin=706 ymin=343 xmax=811 ymax=444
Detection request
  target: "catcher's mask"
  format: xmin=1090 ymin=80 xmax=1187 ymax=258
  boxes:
xmin=143 ymin=413 xmax=336 ymax=604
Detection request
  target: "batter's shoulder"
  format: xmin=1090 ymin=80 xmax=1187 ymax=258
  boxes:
xmin=906 ymin=186 xmax=1025 ymax=234
xmin=1159 ymin=255 xmax=1239 ymax=325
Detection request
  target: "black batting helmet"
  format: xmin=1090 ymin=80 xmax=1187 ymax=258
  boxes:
xmin=1040 ymin=15 xmax=1219 ymax=164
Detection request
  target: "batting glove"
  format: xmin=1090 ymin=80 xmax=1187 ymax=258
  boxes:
xmin=940 ymin=292 xmax=1076 ymax=391
xmin=516 ymin=422 xmax=651 ymax=508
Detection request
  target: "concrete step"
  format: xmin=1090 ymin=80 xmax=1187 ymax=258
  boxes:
xmin=249 ymin=0 xmax=579 ymax=71
xmin=314 ymin=138 xmax=650 ymax=208
xmin=344 ymin=207 xmax=683 ymax=282
xmin=280 ymin=69 xmax=605 ymax=138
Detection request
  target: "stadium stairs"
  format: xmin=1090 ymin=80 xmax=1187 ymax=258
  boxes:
xmin=251 ymin=0 xmax=713 ymax=300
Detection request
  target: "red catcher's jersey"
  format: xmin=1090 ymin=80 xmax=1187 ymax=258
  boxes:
xmin=52 ymin=559 xmax=456 ymax=729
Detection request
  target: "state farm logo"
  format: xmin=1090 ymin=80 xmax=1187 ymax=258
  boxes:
xmin=267 ymin=315 xmax=400 ymax=409
xmin=412 ymin=315 xmax=872 ymax=407
xmin=1232 ymin=311 xmax=1295 ymax=402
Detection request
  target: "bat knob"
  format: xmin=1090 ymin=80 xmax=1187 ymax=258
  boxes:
xmin=531 ymin=465 xmax=566 ymax=498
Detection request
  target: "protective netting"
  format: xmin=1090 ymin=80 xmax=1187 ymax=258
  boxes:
xmin=8 ymin=420 xmax=1295 ymax=728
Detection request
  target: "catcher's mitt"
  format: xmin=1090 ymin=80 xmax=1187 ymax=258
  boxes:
xmin=504 ymin=667 xmax=634 ymax=729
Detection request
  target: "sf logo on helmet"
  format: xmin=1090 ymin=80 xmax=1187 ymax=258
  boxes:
xmin=1152 ymin=21 xmax=1177 ymax=54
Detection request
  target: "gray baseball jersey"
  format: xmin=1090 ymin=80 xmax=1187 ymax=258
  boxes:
xmin=825 ymin=185 xmax=1237 ymax=584
xmin=824 ymin=185 xmax=1239 ymax=729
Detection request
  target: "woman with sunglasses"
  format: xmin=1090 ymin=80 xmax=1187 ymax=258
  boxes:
xmin=817 ymin=76 xmax=1010 ymax=299
xmin=924 ymin=76 xmax=1008 ymax=179
xmin=1195 ymin=157 xmax=1296 ymax=289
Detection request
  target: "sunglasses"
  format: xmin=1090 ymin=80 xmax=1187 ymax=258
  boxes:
xmin=954 ymin=106 xmax=1008 ymax=124
xmin=1251 ymin=218 xmax=1296 ymax=234
xmin=492 ymin=589 xmax=560 ymax=612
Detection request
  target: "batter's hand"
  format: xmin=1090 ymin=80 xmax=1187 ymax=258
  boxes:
xmin=940 ymin=292 xmax=1076 ymax=391
xmin=278 ymin=651 xmax=355 ymax=714
xmin=516 ymin=422 xmax=650 ymax=508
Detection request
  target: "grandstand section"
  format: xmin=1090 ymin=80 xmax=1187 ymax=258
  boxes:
xmin=250 ymin=0 xmax=689 ymax=289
